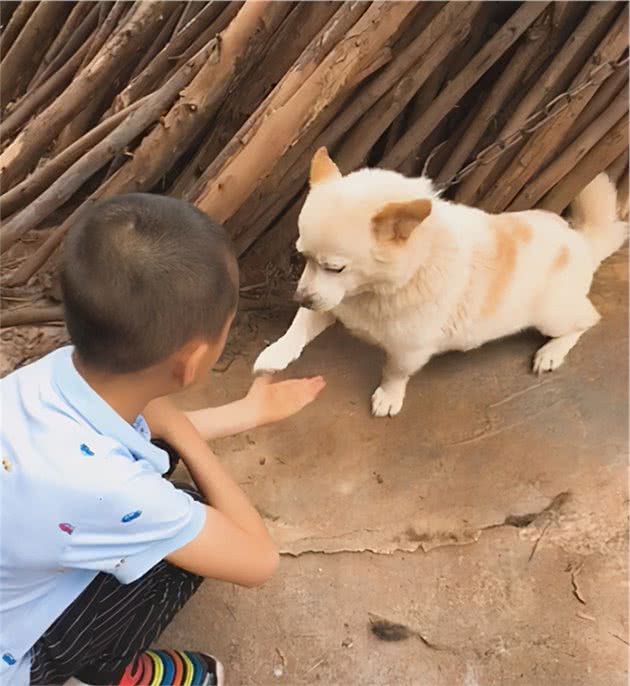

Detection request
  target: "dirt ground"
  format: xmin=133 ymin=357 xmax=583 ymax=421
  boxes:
xmin=161 ymin=247 xmax=629 ymax=686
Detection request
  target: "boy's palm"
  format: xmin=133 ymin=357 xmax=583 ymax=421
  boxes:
xmin=247 ymin=375 xmax=325 ymax=425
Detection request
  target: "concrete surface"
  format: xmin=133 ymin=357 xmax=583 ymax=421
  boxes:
xmin=165 ymin=247 xmax=628 ymax=686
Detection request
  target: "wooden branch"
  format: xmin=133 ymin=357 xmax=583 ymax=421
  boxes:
xmin=437 ymin=8 xmax=553 ymax=185
xmin=565 ymin=62 xmax=628 ymax=143
xmin=382 ymin=2 xmax=551 ymax=171
xmin=1 ymin=2 xmax=71 ymax=107
xmin=53 ymin=3 xmax=177 ymax=154
xmin=193 ymin=2 xmax=415 ymax=224
xmin=0 ymin=1 xmax=169 ymax=191
xmin=0 ymin=1 xmax=36 ymax=59
xmin=221 ymin=1 xmax=460 ymax=247
xmin=169 ymin=1 xmax=339 ymax=197
xmin=607 ymin=151 xmax=629 ymax=184
xmin=93 ymin=1 xmax=277 ymax=204
xmin=240 ymin=191 xmax=305 ymax=271
xmin=186 ymin=2 xmax=369 ymax=204
xmin=0 ymin=41 xmax=215 ymax=253
xmin=0 ymin=97 xmax=147 ymax=220
xmin=130 ymin=4 xmax=185 ymax=80
xmin=456 ymin=1 xmax=623 ymax=205
xmin=539 ymin=113 xmax=629 ymax=214
xmin=174 ymin=2 xmax=205 ymax=36
xmin=5 ymin=204 xmax=92 ymax=288
xmin=29 ymin=2 xmax=93 ymax=88
xmin=0 ymin=40 xmax=92 ymax=142
xmin=113 ymin=1 xmax=230 ymax=111
xmin=0 ymin=305 xmax=64 ymax=329
xmin=510 ymin=85 xmax=628 ymax=210
xmin=28 ymin=4 xmax=101 ymax=97
xmin=481 ymin=6 xmax=629 ymax=212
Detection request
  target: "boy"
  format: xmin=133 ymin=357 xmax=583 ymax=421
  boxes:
xmin=0 ymin=194 xmax=325 ymax=686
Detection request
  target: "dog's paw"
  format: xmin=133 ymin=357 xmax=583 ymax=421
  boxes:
xmin=253 ymin=341 xmax=297 ymax=374
xmin=533 ymin=340 xmax=567 ymax=374
xmin=371 ymin=385 xmax=404 ymax=417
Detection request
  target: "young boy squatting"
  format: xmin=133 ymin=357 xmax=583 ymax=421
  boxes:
xmin=0 ymin=194 xmax=325 ymax=686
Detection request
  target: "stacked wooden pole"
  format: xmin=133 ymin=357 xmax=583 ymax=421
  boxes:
xmin=0 ymin=1 xmax=627 ymax=328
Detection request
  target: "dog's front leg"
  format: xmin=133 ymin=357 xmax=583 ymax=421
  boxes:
xmin=372 ymin=349 xmax=434 ymax=417
xmin=254 ymin=307 xmax=335 ymax=374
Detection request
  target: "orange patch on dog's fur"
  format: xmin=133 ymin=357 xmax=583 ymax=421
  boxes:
xmin=553 ymin=244 xmax=569 ymax=270
xmin=481 ymin=216 xmax=532 ymax=317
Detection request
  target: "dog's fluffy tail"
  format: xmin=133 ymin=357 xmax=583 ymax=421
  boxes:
xmin=571 ymin=173 xmax=628 ymax=269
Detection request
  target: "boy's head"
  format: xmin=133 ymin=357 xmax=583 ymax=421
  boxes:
xmin=61 ymin=193 xmax=238 ymax=387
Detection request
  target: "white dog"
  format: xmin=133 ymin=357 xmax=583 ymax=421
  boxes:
xmin=254 ymin=148 xmax=627 ymax=417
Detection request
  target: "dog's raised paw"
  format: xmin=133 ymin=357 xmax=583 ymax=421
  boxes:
xmin=253 ymin=341 xmax=295 ymax=374
xmin=371 ymin=386 xmax=404 ymax=417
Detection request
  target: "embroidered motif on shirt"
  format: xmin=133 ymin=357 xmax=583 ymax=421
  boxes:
xmin=2 ymin=653 xmax=16 ymax=666
xmin=58 ymin=523 xmax=75 ymax=535
xmin=2 ymin=458 xmax=11 ymax=472
xmin=80 ymin=443 xmax=95 ymax=456
xmin=121 ymin=510 xmax=142 ymax=523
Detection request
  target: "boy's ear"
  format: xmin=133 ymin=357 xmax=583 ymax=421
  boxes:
xmin=372 ymin=199 xmax=432 ymax=242
xmin=309 ymin=147 xmax=341 ymax=186
xmin=173 ymin=341 xmax=211 ymax=389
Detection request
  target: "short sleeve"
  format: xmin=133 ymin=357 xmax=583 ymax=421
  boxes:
xmin=60 ymin=467 xmax=206 ymax=584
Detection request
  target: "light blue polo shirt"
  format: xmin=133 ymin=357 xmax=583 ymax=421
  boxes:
xmin=0 ymin=346 xmax=206 ymax=685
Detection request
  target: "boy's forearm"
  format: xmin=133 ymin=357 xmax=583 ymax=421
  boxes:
xmin=184 ymin=398 xmax=260 ymax=441
xmin=165 ymin=413 xmax=272 ymax=543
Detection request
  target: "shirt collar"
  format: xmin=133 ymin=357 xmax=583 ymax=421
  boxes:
xmin=50 ymin=346 xmax=169 ymax=474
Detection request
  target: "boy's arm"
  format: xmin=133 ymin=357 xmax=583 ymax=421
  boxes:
xmin=146 ymin=402 xmax=279 ymax=586
xmin=181 ymin=375 xmax=325 ymax=441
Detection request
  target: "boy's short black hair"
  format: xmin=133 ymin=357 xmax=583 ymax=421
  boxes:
xmin=61 ymin=193 xmax=239 ymax=373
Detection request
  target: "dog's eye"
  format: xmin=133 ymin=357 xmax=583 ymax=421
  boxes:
xmin=324 ymin=265 xmax=345 ymax=274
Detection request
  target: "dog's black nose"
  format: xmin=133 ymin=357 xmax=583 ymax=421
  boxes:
xmin=293 ymin=291 xmax=314 ymax=309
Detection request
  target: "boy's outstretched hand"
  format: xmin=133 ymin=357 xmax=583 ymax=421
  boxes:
xmin=180 ymin=374 xmax=326 ymax=442
xmin=245 ymin=375 xmax=326 ymax=427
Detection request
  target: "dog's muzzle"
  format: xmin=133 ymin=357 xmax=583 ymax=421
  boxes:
xmin=293 ymin=289 xmax=316 ymax=310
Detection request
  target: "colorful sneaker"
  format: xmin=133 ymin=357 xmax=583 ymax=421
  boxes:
xmin=118 ymin=649 xmax=224 ymax=686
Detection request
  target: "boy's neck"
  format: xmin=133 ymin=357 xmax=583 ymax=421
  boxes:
xmin=73 ymin=352 xmax=164 ymax=424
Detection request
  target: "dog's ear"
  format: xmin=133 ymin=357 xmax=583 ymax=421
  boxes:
xmin=310 ymin=147 xmax=341 ymax=186
xmin=372 ymin=199 xmax=432 ymax=242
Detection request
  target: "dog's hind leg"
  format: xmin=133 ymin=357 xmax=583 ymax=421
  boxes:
xmin=372 ymin=349 xmax=433 ymax=417
xmin=533 ymin=297 xmax=600 ymax=374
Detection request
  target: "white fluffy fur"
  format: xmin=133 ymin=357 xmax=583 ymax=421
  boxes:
xmin=254 ymin=161 xmax=627 ymax=417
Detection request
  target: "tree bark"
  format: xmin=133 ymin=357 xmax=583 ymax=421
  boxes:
xmin=193 ymin=2 xmax=416 ymax=223
xmin=0 ymin=1 xmax=168 ymax=191
xmin=29 ymin=2 xmax=93 ymax=88
xmin=1 ymin=1 xmax=72 ymax=107
xmin=0 ymin=1 xmax=36 ymax=59
xmin=437 ymin=8 xmax=553 ymax=185
xmin=455 ymin=1 xmax=623 ymax=205
xmin=0 ymin=98 xmax=147 ymax=220
xmin=93 ymin=1 xmax=279 ymax=202
xmin=538 ymin=113 xmax=629 ymax=214
xmin=187 ymin=1 xmax=369 ymax=204
xmin=1 ymin=305 xmax=64 ymax=329
xmin=0 ymin=41 xmax=215 ymax=253
xmin=382 ymin=2 xmax=551 ymax=171
xmin=509 ymin=84 xmax=628 ymax=210
xmin=0 ymin=40 xmax=91 ymax=142
xmin=481 ymin=6 xmax=629 ymax=212
xmin=169 ymin=1 xmax=339 ymax=197
xmin=113 ymin=1 xmax=232 ymax=111
xmin=217 ymin=0 xmax=461 ymax=246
